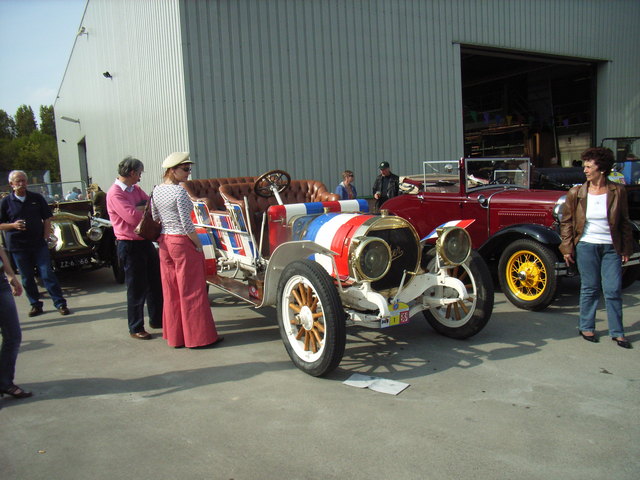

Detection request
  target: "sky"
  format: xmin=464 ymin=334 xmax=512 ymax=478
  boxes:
xmin=0 ymin=0 xmax=87 ymax=118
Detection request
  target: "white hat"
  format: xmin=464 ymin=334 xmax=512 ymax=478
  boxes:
xmin=162 ymin=152 xmax=192 ymax=169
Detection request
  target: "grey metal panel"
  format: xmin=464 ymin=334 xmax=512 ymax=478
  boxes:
xmin=58 ymin=0 xmax=639 ymax=193
xmin=55 ymin=0 xmax=189 ymax=193
xmin=182 ymin=0 xmax=640 ymax=189
xmin=182 ymin=0 xmax=468 ymax=189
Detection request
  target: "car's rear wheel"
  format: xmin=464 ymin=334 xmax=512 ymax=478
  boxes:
xmin=621 ymin=264 xmax=640 ymax=288
xmin=621 ymin=240 xmax=640 ymax=289
xmin=423 ymin=249 xmax=494 ymax=338
xmin=277 ymin=260 xmax=345 ymax=376
xmin=498 ymin=239 xmax=557 ymax=311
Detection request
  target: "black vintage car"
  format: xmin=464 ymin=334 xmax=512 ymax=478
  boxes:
xmin=2 ymin=182 xmax=124 ymax=283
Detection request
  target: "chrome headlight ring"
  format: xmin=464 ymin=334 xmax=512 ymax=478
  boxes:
xmin=436 ymin=226 xmax=471 ymax=266
xmin=553 ymin=195 xmax=567 ymax=223
xmin=87 ymin=226 xmax=104 ymax=242
xmin=350 ymin=236 xmax=392 ymax=281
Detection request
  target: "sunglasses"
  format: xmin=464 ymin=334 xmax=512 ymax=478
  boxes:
xmin=178 ymin=166 xmax=192 ymax=172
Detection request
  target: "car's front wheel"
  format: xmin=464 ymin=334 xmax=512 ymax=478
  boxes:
xmin=423 ymin=249 xmax=494 ymax=338
xmin=277 ymin=260 xmax=346 ymax=376
xmin=498 ymin=239 xmax=557 ymax=311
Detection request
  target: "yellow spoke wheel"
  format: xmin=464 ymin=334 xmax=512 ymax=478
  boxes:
xmin=498 ymin=239 xmax=557 ymax=311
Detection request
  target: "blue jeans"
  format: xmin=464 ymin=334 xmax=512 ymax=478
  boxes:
xmin=576 ymin=242 xmax=624 ymax=338
xmin=0 ymin=276 xmax=22 ymax=390
xmin=118 ymin=240 xmax=163 ymax=333
xmin=11 ymin=244 xmax=66 ymax=309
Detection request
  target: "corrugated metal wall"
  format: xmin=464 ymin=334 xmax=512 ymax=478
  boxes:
xmin=181 ymin=0 xmax=465 ymax=187
xmin=181 ymin=0 xmax=639 ymax=190
xmin=55 ymin=0 xmax=188 ymax=192
xmin=57 ymin=0 xmax=639 ymax=193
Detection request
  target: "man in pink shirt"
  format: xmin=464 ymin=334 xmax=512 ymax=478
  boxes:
xmin=107 ymin=157 xmax=163 ymax=340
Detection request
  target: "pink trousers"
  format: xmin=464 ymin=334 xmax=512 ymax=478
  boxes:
xmin=158 ymin=235 xmax=219 ymax=348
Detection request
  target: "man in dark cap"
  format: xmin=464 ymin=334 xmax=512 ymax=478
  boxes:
xmin=372 ymin=161 xmax=400 ymax=211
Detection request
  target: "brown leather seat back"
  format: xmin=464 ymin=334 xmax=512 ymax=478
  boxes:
xmin=181 ymin=176 xmax=256 ymax=211
xmin=219 ymin=180 xmax=339 ymax=237
xmin=279 ymin=180 xmax=340 ymax=204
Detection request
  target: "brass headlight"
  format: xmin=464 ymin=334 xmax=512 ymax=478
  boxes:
xmin=436 ymin=226 xmax=471 ymax=265
xmin=351 ymin=237 xmax=392 ymax=281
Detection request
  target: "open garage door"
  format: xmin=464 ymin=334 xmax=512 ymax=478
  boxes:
xmin=461 ymin=46 xmax=598 ymax=168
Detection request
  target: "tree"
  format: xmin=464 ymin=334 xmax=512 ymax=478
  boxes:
xmin=15 ymin=105 xmax=37 ymax=137
xmin=0 ymin=104 xmax=61 ymax=183
xmin=40 ymin=105 xmax=56 ymax=137
xmin=0 ymin=109 xmax=16 ymax=139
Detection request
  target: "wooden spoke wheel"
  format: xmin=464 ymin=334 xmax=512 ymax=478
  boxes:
xmin=277 ymin=260 xmax=345 ymax=376
xmin=423 ymin=249 xmax=494 ymax=338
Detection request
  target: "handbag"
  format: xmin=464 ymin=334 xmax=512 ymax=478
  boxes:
xmin=134 ymin=189 xmax=162 ymax=241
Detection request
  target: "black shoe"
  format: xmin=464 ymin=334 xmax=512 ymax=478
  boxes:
xmin=0 ymin=384 xmax=33 ymax=399
xmin=612 ymin=337 xmax=632 ymax=349
xmin=579 ymin=331 xmax=598 ymax=343
xmin=58 ymin=306 xmax=71 ymax=316
xmin=28 ymin=305 xmax=43 ymax=317
xmin=149 ymin=322 xmax=163 ymax=329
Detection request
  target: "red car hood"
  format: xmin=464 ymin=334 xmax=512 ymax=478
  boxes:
xmin=470 ymin=187 xmax=566 ymax=205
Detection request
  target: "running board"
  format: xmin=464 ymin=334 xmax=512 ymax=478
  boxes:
xmin=206 ymin=274 xmax=260 ymax=306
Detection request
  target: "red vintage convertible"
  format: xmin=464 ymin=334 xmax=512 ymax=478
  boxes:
xmin=384 ymin=157 xmax=640 ymax=312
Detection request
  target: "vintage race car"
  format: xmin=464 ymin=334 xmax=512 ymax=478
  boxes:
xmin=384 ymin=157 xmax=640 ymax=312
xmin=186 ymin=170 xmax=494 ymax=376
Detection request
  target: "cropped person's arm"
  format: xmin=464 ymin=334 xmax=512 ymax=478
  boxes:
xmin=0 ymin=246 xmax=22 ymax=296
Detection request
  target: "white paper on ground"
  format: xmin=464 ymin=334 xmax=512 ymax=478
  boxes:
xmin=343 ymin=373 xmax=410 ymax=395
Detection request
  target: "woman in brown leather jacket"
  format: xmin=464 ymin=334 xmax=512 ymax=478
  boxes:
xmin=560 ymin=147 xmax=633 ymax=348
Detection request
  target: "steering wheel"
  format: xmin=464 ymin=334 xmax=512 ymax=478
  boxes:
xmin=489 ymin=176 xmax=510 ymax=185
xmin=254 ymin=170 xmax=292 ymax=198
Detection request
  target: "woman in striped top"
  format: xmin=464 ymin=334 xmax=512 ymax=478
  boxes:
xmin=152 ymin=152 xmax=223 ymax=349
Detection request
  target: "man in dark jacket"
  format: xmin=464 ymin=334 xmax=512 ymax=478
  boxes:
xmin=0 ymin=170 xmax=70 ymax=316
xmin=372 ymin=161 xmax=400 ymax=211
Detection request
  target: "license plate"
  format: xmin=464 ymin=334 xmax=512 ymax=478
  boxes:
xmin=380 ymin=302 xmax=410 ymax=328
xmin=57 ymin=257 xmax=91 ymax=269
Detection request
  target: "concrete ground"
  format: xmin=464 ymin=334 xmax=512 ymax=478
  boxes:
xmin=2 ymin=268 xmax=639 ymax=480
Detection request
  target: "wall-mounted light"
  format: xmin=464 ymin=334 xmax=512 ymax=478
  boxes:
xmin=103 ymin=71 xmax=112 ymax=79
xmin=61 ymin=116 xmax=80 ymax=123
xmin=77 ymin=26 xmax=88 ymax=36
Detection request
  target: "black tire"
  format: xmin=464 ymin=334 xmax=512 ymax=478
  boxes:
xmin=498 ymin=239 xmax=557 ymax=311
xmin=621 ymin=264 xmax=640 ymax=289
xmin=621 ymin=239 xmax=640 ymax=289
xmin=423 ymin=249 xmax=494 ymax=339
xmin=276 ymin=260 xmax=346 ymax=376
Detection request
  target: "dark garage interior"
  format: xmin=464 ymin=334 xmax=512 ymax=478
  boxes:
xmin=461 ymin=46 xmax=596 ymax=168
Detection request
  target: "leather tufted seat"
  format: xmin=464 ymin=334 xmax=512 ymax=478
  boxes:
xmin=219 ymin=180 xmax=340 ymax=246
xmin=181 ymin=176 xmax=257 ymax=212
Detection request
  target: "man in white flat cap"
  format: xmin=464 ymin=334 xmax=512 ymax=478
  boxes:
xmin=106 ymin=156 xmax=163 ymax=340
